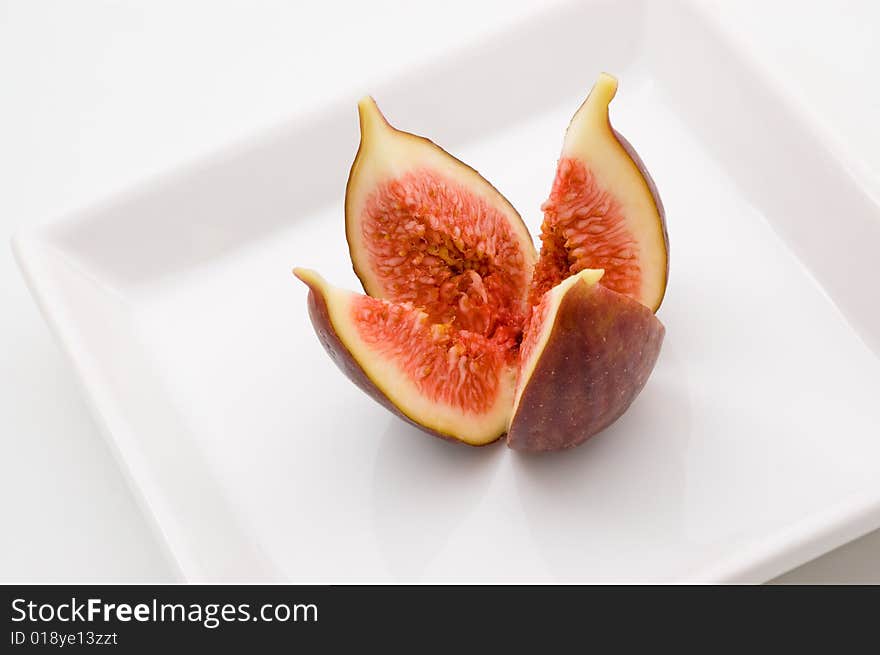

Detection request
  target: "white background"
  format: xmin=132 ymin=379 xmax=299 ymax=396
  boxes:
xmin=2 ymin=0 xmax=879 ymax=583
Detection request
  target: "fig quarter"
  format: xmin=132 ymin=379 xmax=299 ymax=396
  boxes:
xmin=508 ymin=270 xmax=665 ymax=452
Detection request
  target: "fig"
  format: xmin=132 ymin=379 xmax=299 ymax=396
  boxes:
xmin=294 ymin=268 xmax=515 ymax=446
xmin=529 ymin=73 xmax=669 ymax=312
xmin=345 ymin=96 xmax=537 ymax=343
xmin=508 ymin=269 xmax=665 ymax=452
xmin=295 ymin=74 xmax=668 ymax=452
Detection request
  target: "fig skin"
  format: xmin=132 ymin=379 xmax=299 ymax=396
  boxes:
xmin=507 ymin=276 xmax=665 ymax=453
xmin=296 ymin=269 xmax=504 ymax=446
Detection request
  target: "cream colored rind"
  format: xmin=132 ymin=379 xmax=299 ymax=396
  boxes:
xmin=345 ymin=96 xmax=538 ymax=302
xmin=562 ymin=74 xmax=667 ymax=312
xmin=295 ymin=268 xmax=515 ymax=445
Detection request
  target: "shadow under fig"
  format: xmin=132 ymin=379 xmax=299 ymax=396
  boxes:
xmin=370 ymin=419 xmax=504 ymax=581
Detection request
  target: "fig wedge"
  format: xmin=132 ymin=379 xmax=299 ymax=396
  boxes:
xmin=295 ymin=268 xmax=515 ymax=446
xmin=509 ymin=269 xmax=665 ymax=452
xmin=345 ymin=97 xmax=537 ymax=342
xmin=530 ymin=73 xmax=669 ymax=312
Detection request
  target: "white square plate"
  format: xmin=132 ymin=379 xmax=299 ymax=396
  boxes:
xmin=14 ymin=0 xmax=880 ymax=583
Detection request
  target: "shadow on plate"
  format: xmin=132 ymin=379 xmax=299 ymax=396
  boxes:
xmin=370 ymin=419 xmax=505 ymax=581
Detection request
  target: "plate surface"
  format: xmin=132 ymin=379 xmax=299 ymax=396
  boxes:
xmin=14 ymin=0 xmax=880 ymax=583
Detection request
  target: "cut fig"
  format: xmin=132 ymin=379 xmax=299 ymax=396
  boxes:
xmin=294 ymin=268 xmax=515 ymax=446
xmin=530 ymin=73 xmax=669 ymax=312
xmin=296 ymin=78 xmax=668 ymax=451
xmin=509 ymin=269 xmax=665 ymax=452
xmin=345 ymin=97 xmax=537 ymax=344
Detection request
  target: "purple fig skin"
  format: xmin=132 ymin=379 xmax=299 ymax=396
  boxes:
xmin=300 ymin=275 xmax=499 ymax=446
xmin=507 ymin=281 xmax=665 ymax=453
